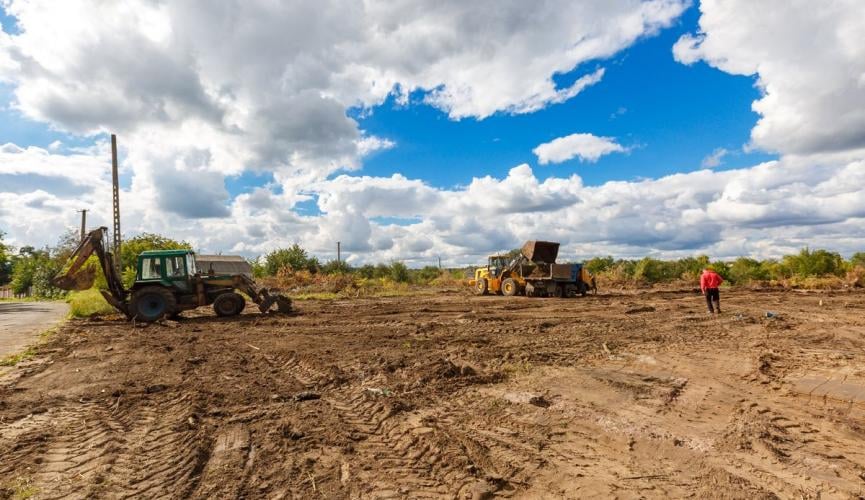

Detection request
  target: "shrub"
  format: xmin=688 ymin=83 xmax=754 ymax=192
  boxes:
xmin=728 ymin=257 xmax=770 ymax=284
xmin=321 ymin=259 xmax=352 ymax=275
xmin=584 ymin=256 xmax=614 ymax=275
xmin=389 ymin=262 xmax=410 ymax=283
xmin=633 ymin=257 xmax=677 ymax=283
xmin=412 ymin=265 xmax=442 ymax=284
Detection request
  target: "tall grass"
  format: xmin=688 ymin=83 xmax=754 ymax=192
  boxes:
xmin=67 ymin=288 xmax=116 ymax=318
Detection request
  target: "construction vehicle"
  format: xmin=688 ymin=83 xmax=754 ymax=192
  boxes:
xmin=470 ymin=240 xmax=595 ymax=298
xmin=52 ymin=227 xmax=292 ymax=322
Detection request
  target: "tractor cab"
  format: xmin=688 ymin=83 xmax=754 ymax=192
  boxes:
xmin=136 ymin=250 xmax=197 ymax=290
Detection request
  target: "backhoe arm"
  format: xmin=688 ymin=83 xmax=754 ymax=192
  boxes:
xmin=52 ymin=226 xmax=129 ymax=317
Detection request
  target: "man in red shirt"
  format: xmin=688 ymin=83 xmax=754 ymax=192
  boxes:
xmin=700 ymin=268 xmax=724 ymax=314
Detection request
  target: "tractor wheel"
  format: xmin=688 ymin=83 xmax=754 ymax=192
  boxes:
xmin=475 ymin=278 xmax=489 ymax=295
xmin=131 ymin=286 xmax=177 ymax=322
xmin=213 ymin=292 xmax=246 ymax=317
xmin=502 ymin=278 xmax=518 ymax=297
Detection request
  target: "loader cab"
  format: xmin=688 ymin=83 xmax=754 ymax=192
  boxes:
xmin=488 ymin=255 xmax=510 ymax=278
xmin=136 ymin=250 xmax=196 ymax=290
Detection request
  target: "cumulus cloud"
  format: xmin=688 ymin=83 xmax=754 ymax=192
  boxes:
xmin=533 ymin=133 xmax=626 ymax=164
xmin=2 ymin=138 xmax=864 ymax=265
xmin=674 ymin=0 xmax=865 ymax=157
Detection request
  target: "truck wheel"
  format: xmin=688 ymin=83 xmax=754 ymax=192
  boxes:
xmin=554 ymin=285 xmax=565 ymax=298
xmin=580 ymin=282 xmax=588 ymax=297
xmin=502 ymin=278 xmax=518 ymax=296
xmin=475 ymin=278 xmax=489 ymax=295
xmin=131 ymin=286 xmax=177 ymax=322
xmin=213 ymin=292 xmax=246 ymax=317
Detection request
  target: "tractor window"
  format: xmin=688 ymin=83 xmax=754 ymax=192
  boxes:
xmin=140 ymin=258 xmax=162 ymax=280
xmin=186 ymin=254 xmax=197 ymax=276
xmin=166 ymin=256 xmax=186 ymax=278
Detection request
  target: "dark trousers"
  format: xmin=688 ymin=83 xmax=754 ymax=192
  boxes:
xmin=705 ymin=288 xmax=720 ymax=313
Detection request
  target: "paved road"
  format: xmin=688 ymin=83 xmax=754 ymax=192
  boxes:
xmin=0 ymin=301 xmax=69 ymax=359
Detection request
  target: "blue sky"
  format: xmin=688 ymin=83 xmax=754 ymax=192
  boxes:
xmin=1 ymin=1 xmax=863 ymax=263
xmin=355 ymin=6 xmax=775 ymax=189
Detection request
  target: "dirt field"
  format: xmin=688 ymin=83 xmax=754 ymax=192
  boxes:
xmin=1 ymin=288 xmax=864 ymax=499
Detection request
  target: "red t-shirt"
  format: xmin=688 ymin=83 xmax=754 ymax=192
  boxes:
xmin=700 ymin=271 xmax=723 ymax=292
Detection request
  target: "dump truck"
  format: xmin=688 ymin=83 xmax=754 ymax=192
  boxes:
xmin=471 ymin=240 xmax=594 ymax=298
xmin=52 ymin=227 xmax=292 ymax=322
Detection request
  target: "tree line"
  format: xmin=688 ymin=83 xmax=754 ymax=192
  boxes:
xmin=583 ymin=248 xmax=865 ymax=285
xmin=1 ymin=228 xmax=863 ymax=298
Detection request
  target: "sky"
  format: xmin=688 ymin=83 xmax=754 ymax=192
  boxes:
xmin=0 ymin=0 xmax=864 ymax=266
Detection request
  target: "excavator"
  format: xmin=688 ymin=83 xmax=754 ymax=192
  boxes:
xmin=52 ymin=227 xmax=291 ymax=322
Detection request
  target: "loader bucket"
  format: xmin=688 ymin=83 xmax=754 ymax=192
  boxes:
xmin=521 ymin=240 xmax=560 ymax=263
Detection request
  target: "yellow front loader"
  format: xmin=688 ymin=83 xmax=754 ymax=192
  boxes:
xmin=470 ymin=254 xmax=526 ymax=296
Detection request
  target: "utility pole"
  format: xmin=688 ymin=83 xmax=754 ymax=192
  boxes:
xmin=110 ymin=134 xmax=121 ymax=274
xmin=337 ymin=241 xmax=341 ymax=263
xmin=438 ymin=256 xmax=441 ymax=269
xmin=77 ymin=209 xmax=87 ymax=240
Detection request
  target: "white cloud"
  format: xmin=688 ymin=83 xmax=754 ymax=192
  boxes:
xmin=2 ymin=139 xmax=864 ymax=264
xmin=701 ymin=147 xmax=727 ymax=168
xmin=0 ymin=0 xmax=687 ymax=235
xmin=533 ymin=133 xmax=626 ymax=164
xmin=674 ymin=0 xmax=865 ymax=157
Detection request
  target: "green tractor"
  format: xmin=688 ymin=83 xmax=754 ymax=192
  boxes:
xmin=53 ymin=227 xmax=291 ymax=322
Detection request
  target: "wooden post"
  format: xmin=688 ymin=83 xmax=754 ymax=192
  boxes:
xmin=337 ymin=241 xmax=341 ymax=263
xmin=111 ymin=134 xmax=121 ymax=274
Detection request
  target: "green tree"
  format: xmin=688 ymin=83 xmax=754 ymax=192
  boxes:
xmin=850 ymin=252 xmax=865 ymax=269
xmin=10 ymin=246 xmax=60 ymax=297
xmin=120 ymin=233 xmax=192 ymax=271
xmin=780 ymin=247 xmax=846 ymax=277
xmin=633 ymin=257 xmax=676 ymax=283
xmin=584 ymin=256 xmax=614 ymax=274
xmin=249 ymin=258 xmax=267 ymax=278
xmin=0 ymin=230 xmax=11 ymax=285
xmin=264 ymin=244 xmax=319 ymax=275
xmin=675 ymin=255 xmax=710 ymax=279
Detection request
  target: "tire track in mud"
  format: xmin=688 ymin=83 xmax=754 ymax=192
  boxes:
xmin=0 ymin=400 xmax=126 ymax=499
xmin=279 ymin=354 xmax=560 ymax=498
xmin=107 ymin=392 xmax=208 ymax=499
xmin=280 ymin=355 xmax=490 ymax=498
xmin=0 ymin=392 xmax=206 ymax=499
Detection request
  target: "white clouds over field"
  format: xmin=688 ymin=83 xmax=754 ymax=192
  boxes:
xmin=1 ymin=0 xmax=865 ymax=264
xmin=534 ymin=133 xmax=627 ymax=164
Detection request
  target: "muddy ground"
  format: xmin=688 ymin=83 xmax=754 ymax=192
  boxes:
xmin=1 ymin=288 xmax=864 ymax=499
